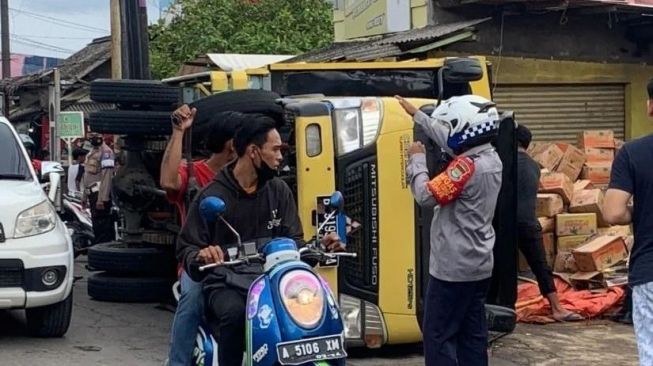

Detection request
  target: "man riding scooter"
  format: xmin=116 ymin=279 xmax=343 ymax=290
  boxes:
xmin=176 ymin=115 xmax=344 ymax=366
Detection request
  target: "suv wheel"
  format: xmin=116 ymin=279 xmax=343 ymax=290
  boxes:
xmin=26 ymin=290 xmax=73 ymax=337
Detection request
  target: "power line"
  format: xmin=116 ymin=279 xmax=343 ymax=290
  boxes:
xmin=11 ymin=33 xmax=91 ymax=40
xmin=9 ymin=7 xmax=108 ymax=33
xmin=11 ymin=35 xmax=75 ymax=54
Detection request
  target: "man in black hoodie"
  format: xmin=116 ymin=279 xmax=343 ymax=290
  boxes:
xmin=176 ymin=114 xmax=341 ymax=366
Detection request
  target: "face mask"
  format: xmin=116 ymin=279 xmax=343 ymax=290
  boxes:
xmin=253 ymin=148 xmax=278 ymax=185
xmin=91 ymin=138 xmax=102 ymax=147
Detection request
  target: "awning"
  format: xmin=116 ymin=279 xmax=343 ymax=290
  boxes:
xmin=206 ymin=54 xmax=295 ymax=72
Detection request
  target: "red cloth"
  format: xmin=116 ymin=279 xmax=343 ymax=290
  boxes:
xmin=166 ymin=160 xmax=216 ymax=223
xmin=32 ymin=159 xmax=42 ymax=173
xmin=427 ymin=156 xmax=475 ymax=206
xmin=516 ymin=276 xmax=625 ymax=324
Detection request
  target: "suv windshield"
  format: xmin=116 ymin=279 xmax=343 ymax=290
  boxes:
xmin=0 ymin=123 xmax=31 ymax=180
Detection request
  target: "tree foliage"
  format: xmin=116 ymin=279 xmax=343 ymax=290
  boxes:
xmin=149 ymin=0 xmax=334 ymax=79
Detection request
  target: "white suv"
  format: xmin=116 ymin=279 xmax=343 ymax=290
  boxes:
xmin=0 ymin=116 xmax=73 ymax=337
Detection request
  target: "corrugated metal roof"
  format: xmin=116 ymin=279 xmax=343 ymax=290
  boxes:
xmin=377 ymin=18 xmax=491 ymax=45
xmin=63 ymin=101 xmax=115 ymax=119
xmin=288 ymin=18 xmax=489 ymax=63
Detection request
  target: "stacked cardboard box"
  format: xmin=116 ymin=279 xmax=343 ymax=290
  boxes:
xmin=521 ymin=130 xmax=631 ymax=287
xmin=578 ymin=130 xmax=616 ymax=188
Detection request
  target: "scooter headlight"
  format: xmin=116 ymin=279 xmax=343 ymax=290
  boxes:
xmin=280 ymin=270 xmax=324 ymax=328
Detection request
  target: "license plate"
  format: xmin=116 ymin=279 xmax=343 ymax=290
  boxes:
xmin=276 ymin=334 xmax=346 ymax=365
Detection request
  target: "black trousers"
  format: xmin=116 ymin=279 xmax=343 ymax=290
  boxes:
xmin=423 ymin=276 xmax=491 ymax=366
xmin=89 ymin=192 xmax=115 ymax=244
xmin=517 ymin=223 xmax=556 ymax=296
xmin=207 ymin=287 xmax=247 ymax=366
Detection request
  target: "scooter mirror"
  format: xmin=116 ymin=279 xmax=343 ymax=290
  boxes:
xmin=329 ymin=191 xmax=344 ymax=211
xmin=200 ymin=196 xmax=226 ymax=223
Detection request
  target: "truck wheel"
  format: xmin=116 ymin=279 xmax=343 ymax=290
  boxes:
xmin=90 ymin=79 xmax=179 ymax=106
xmin=189 ymin=89 xmax=284 ymax=128
xmin=87 ymin=273 xmax=173 ymax=303
xmin=26 ymin=290 xmax=73 ymax=337
xmin=89 ymin=110 xmax=172 ymax=135
xmin=87 ymin=241 xmax=176 ymax=276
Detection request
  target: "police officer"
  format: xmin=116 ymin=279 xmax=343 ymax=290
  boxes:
xmin=81 ymin=133 xmax=116 ymax=244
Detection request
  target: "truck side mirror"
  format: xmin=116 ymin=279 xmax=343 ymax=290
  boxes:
xmin=443 ymin=58 xmax=484 ymax=83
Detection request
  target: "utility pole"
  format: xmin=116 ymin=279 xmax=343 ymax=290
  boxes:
xmin=110 ymin=0 xmax=122 ymax=80
xmin=121 ymin=0 xmax=150 ymax=80
xmin=48 ymin=68 xmax=61 ymax=161
xmin=1 ymin=0 xmax=9 ymax=80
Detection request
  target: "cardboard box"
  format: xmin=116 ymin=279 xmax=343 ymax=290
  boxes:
xmin=572 ymin=235 xmax=628 ymax=272
xmin=554 ymin=251 xmax=579 ymax=273
xmin=532 ymin=144 xmax=564 ymax=171
xmin=556 ymin=145 xmax=587 ymax=182
xmin=556 ymin=213 xmax=598 ymax=237
xmin=538 ymin=217 xmax=555 ymax=233
xmin=581 ymin=162 xmax=612 ymax=185
xmin=584 ymin=148 xmax=614 ymax=163
xmin=570 ymin=189 xmax=608 ymax=227
xmin=539 ymin=173 xmax=574 ymax=204
xmin=555 ymin=143 xmax=570 ymax=153
xmin=537 ymin=194 xmax=564 ymax=218
xmin=598 ymin=225 xmax=632 ymax=237
xmin=570 ymin=271 xmax=606 ymax=290
xmin=557 ymin=234 xmax=592 ymax=252
xmin=573 ymin=180 xmax=594 ymax=192
xmin=578 ymin=130 xmax=615 ymax=148
xmin=527 ymin=142 xmax=547 ymax=157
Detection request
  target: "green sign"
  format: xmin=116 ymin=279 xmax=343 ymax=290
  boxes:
xmin=58 ymin=112 xmax=85 ymax=138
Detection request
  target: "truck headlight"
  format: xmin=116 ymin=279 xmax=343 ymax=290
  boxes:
xmin=339 ymin=294 xmax=387 ymax=348
xmin=333 ymin=98 xmax=383 ymax=156
xmin=340 ymin=294 xmax=362 ymax=339
xmin=280 ymin=270 xmax=324 ymax=329
xmin=14 ymin=200 xmax=56 ymax=238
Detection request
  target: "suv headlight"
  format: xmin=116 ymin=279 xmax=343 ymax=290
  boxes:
xmin=280 ymin=270 xmax=325 ymax=329
xmin=14 ymin=200 xmax=57 ymax=238
xmin=333 ymin=98 xmax=383 ymax=156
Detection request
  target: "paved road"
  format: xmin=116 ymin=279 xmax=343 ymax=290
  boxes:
xmin=0 ymin=259 xmax=639 ymax=365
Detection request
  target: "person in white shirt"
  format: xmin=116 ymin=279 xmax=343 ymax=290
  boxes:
xmin=67 ymin=148 xmax=88 ymax=194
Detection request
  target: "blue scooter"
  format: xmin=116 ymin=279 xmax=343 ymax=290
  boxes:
xmin=191 ymin=191 xmax=355 ymax=366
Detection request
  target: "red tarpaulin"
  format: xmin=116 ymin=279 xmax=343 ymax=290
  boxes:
xmin=516 ymin=276 xmax=625 ymax=324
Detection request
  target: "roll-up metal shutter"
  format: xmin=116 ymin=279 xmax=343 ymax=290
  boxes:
xmin=493 ymin=84 xmax=625 ymax=143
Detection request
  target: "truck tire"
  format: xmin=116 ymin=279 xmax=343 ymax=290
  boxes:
xmin=189 ymin=89 xmax=284 ymax=128
xmin=89 ymin=110 xmax=172 ymax=135
xmin=87 ymin=273 xmax=173 ymax=303
xmin=87 ymin=241 xmax=175 ymax=276
xmin=26 ymin=290 xmax=73 ymax=337
xmin=90 ymin=79 xmax=179 ymax=106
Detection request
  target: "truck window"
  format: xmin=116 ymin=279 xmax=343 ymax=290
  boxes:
xmin=0 ymin=124 xmax=31 ymax=180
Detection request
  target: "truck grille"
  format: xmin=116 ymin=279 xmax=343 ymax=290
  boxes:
xmin=340 ymin=158 xmax=378 ymax=295
xmin=0 ymin=260 xmax=24 ymax=288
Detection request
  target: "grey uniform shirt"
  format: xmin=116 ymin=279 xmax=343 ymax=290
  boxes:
xmin=407 ymin=111 xmax=503 ymax=282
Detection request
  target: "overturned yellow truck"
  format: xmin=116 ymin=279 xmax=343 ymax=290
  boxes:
xmin=162 ymin=56 xmax=518 ymax=348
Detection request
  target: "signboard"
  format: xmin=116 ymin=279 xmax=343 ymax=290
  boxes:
xmin=58 ymin=111 xmax=85 ymax=139
xmin=342 ymin=0 xmax=411 ymax=39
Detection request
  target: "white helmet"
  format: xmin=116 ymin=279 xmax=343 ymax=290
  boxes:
xmin=430 ymin=95 xmax=500 ymax=153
